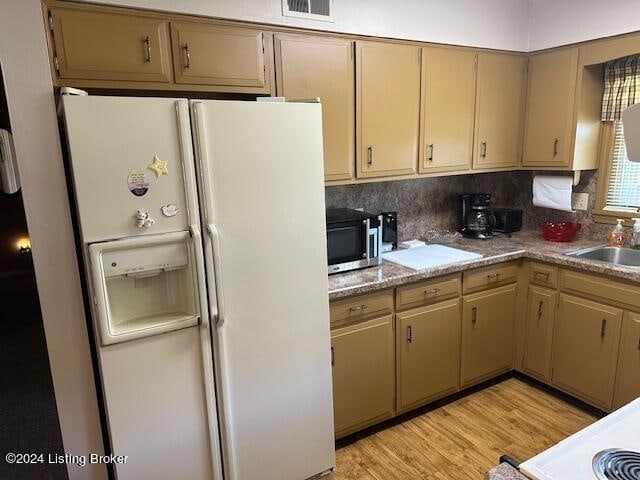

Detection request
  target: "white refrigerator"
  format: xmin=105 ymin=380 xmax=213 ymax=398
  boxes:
xmin=61 ymin=95 xmax=335 ymax=480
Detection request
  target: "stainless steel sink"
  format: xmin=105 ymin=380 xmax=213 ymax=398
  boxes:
xmin=566 ymin=245 xmax=640 ymax=268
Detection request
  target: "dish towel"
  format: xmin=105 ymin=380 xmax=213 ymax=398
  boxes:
xmin=532 ymin=175 xmax=574 ymax=212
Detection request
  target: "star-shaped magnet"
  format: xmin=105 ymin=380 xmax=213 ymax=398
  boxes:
xmin=148 ymin=155 xmax=168 ymax=177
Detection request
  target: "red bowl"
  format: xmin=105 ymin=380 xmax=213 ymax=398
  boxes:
xmin=539 ymin=221 xmax=582 ymax=242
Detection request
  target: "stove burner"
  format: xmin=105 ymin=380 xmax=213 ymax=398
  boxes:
xmin=593 ymin=449 xmax=640 ymax=480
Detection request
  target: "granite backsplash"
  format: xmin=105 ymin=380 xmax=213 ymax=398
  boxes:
xmin=325 ymin=169 xmax=612 ymax=243
xmin=325 ymin=171 xmax=535 ymax=243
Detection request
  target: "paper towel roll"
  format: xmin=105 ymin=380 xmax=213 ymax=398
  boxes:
xmin=532 ymin=175 xmax=575 ymax=212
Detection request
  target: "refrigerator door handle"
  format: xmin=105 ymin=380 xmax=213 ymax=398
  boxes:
xmin=189 ymin=225 xmax=209 ymax=329
xmin=206 ymin=223 xmax=226 ymax=327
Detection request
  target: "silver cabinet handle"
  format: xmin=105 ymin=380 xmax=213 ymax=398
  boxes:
xmin=331 ymin=346 xmax=335 ymax=367
xmin=534 ymin=271 xmax=550 ymax=280
xmin=183 ymin=43 xmax=191 ymax=69
xmin=553 ymin=138 xmax=559 ymax=156
xmin=367 ymin=146 xmax=373 ymax=167
xmin=487 ymin=272 xmax=501 ymax=280
xmin=480 ymin=141 xmax=487 ymax=158
xmin=143 ymin=36 xmax=151 ymax=63
xmin=349 ymin=304 xmax=368 ymax=313
xmin=601 ymin=318 xmax=607 ymax=337
xmin=407 ymin=325 xmax=413 ymax=343
xmin=427 ymin=144 xmax=434 ymax=163
xmin=472 ymin=307 xmax=477 ymax=324
xmin=424 ymin=287 xmax=440 ymax=296
xmin=537 ymin=300 xmax=544 ymax=321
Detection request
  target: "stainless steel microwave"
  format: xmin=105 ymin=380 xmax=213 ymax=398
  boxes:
xmin=326 ymin=208 xmax=382 ymax=275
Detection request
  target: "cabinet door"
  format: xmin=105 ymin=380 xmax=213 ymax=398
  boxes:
xmin=474 ymin=53 xmax=526 ymax=169
xmin=553 ymin=294 xmax=623 ymax=410
xmin=461 ymin=284 xmax=516 ymax=387
xmin=331 ymin=315 xmax=395 ymax=438
xmin=171 ymin=22 xmax=268 ymax=89
xmin=356 ymin=41 xmax=421 ymax=178
xmin=49 ymin=7 xmax=172 ymax=82
xmin=397 ymin=299 xmax=461 ymax=412
xmin=523 ymin=286 xmax=557 ymax=382
xmin=275 ymin=34 xmax=354 ymax=182
xmin=613 ymin=311 xmax=640 ymax=410
xmin=522 ymin=48 xmax=578 ymax=168
xmin=419 ymin=47 xmax=475 ymax=174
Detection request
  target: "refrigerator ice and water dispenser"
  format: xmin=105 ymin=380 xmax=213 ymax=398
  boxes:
xmin=89 ymin=232 xmax=199 ymax=345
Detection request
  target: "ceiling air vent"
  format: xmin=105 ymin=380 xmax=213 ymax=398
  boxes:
xmin=282 ymin=0 xmax=333 ymax=22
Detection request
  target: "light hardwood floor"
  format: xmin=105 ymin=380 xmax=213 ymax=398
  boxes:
xmin=335 ymin=377 xmax=599 ymax=479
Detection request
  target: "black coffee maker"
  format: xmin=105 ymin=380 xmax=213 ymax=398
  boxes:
xmin=459 ymin=194 xmax=496 ymax=239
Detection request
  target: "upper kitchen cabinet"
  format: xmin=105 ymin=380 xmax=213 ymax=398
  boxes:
xmin=275 ymin=34 xmax=354 ymax=182
xmin=170 ymin=22 xmax=273 ymax=93
xmin=419 ymin=47 xmax=476 ymax=174
xmin=46 ymin=5 xmax=172 ymax=83
xmin=356 ymin=41 xmax=421 ymax=178
xmin=522 ymin=48 xmax=602 ymax=170
xmin=473 ymin=53 xmax=526 ymax=170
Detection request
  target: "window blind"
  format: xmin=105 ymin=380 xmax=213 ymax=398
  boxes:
xmin=606 ymin=120 xmax=640 ymax=211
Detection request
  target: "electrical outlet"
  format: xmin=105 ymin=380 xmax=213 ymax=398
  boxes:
xmin=571 ymin=192 xmax=589 ymax=211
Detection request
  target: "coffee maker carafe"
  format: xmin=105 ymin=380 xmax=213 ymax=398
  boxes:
xmin=459 ymin=193 xmax=496 ymax=239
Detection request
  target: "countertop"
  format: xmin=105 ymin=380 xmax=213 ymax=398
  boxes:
xmin=485 ymin=463 xmax=528 ymax=480
xmin=328 ymin=231 xmax=640 ymax=300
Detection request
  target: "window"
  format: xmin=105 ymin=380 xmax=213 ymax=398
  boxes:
xmin=595 ymin=53 xmax=640 ymax=222
xmin=604 ymin=120 xmax=640 ymax=212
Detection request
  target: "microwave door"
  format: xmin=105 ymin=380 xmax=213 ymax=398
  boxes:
xmin=327 ymin=225 xmax=364 ymax=265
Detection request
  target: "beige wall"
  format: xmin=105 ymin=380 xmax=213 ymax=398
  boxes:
xmin=77 ymin=0 xmax=531 ymax=51
xmin=0 ymin=1 xmax=106 ymax=479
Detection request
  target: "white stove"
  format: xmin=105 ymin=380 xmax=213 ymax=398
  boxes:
xmin=520 ymin=398 xmax=640 ymax=480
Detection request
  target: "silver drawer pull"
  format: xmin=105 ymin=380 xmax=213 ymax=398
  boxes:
xmin=183 ymin=43 xmax=191 ymax=69
xmin=349 ymin=304 xmax=368 ymax=313
xmin=331 ymin=346 xmax=335 ymax=367
xmin=487 ymin=272 xmax=501 ymax=279
xmin=601 ymin=318 xmax=607 ymax=337
xmin=143 ymin=36 xmax=151 ymax=63
xmin=537 ymin=300 xmax=544 ymax=321
xmin=427 ymin=144 xmax=434 ymax=163
xmin=534 ymin=271 xmax=550 ymax=279
xmin=472 ymin=307 xmax=477 ymax=324
xmin=407 ymin=325 xmax=413 ymax=343
xmin=424 ymin=287 xmax=440 ymax=295
xmin=367 ymin=146 xmax=373 ymax=167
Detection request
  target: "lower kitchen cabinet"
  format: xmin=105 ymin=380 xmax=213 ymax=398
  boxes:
xmin=552 ymin=294 xmax=623 ymax=410
xmin=461 ymin=284 xmax=516 ymax=387
xmin=523 ymin=286 xmax=557 ymax=382
xmin=396 ymin=298 xmax=461 ymax=412
xmin=613 ymin=311 xmax=640 ymax=410
xmin=330 ymin=315 xmax=395 ymax=438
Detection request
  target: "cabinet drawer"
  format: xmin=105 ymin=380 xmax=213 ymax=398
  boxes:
xmin=396 ymin=274 xmax=461 ymax=311
xmin=330 ymin=290 xmax=394 ymax=326
xmin=463 ymin=262 xmax=519 ymax=294
xmin=559 ymin=269 xmax=640 ymax=310
xmin=529 ymin=262 xmax=558 ymax=289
